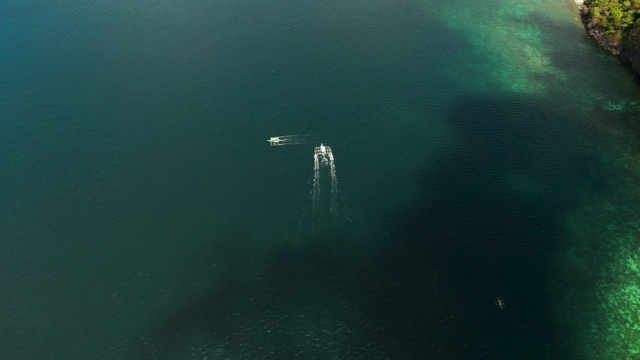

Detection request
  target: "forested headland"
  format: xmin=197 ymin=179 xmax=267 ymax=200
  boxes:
xmin=582 ymin=0 xmax=640 ymax=73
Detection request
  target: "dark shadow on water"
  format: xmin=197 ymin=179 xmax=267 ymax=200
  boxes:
xmin=129 ymin=95 xmax=602 ymax=359
xmin=130 ymin=231 xmax=363 ymax=359
xmin=354 ymin=96 xmax=592 ymax=359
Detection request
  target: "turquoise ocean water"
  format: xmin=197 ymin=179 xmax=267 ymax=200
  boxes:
xmin=2 ymin=0 xmax=640 ymax=358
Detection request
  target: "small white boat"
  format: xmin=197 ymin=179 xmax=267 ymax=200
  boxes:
xmin=267 ymin=137 xmax=281 ymax=145
xmin=314 ymin=143 xmax=333 ymax=162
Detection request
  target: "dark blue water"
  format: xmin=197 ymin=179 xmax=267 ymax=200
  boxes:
xmin=2 ymin=0 xmax=639 ymax=358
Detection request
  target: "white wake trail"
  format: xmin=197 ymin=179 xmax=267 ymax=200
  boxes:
xmin=312 ymin=153 xmax=320 ymax=230
xmin=329 ymin=157 xmax=338 ymax=218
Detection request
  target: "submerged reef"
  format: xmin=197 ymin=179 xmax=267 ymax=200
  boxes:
xmin=580 ymin=0 xmax=640 ymax=74
xmin=554 ymin=105 xmax=640 ymax=358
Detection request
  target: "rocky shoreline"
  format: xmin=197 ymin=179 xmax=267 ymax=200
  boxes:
xmin=580 ymin=6 xmax=621 ymax=55
xmin=580 ymin=3 xmax=621 ymax=56
xmin=579 ymin=2 xmax=640 ymax=76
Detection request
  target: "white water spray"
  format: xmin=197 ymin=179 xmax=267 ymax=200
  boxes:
xmin=311 ymin=144 xmax=339 ymax=230
xmin=329 ymin=153 xmax=338 ymax=217
xmin=312 ymin=151 xmax=321 ymax=218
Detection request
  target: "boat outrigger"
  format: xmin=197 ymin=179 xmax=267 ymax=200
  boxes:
xmin=267 ymin=137 xmax=281 ymax=146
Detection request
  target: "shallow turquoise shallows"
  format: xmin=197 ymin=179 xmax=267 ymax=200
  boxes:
xmin=2 ymin=0 xmax=640 ymax=358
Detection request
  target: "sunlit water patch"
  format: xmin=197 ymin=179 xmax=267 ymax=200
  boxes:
xmin=421 ymin=0 xmax=576 ymax=93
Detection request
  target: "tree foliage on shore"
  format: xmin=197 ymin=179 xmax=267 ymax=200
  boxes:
xmin=584 ymin=0 xmax=640 ymax=44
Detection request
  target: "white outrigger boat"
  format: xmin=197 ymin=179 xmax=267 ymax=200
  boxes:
xmin=314 ymin=143 xmax=334 ymax=162
xmin=267 ymin=137 xmax=281 ymax=146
